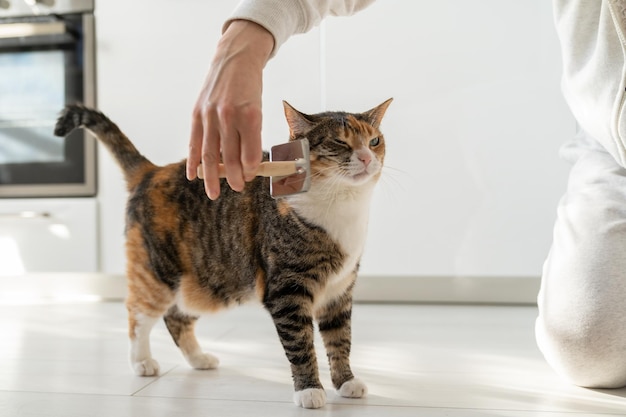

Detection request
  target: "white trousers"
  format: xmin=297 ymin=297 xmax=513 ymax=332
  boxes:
xmin=536 ymin=129 xmax=626 ymax=388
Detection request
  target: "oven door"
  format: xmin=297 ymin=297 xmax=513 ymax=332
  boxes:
xmin=0 ymin=13 xmax=96 ymax=197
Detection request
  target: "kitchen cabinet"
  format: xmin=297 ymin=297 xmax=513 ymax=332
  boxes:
xmin=0 ymin=198 xmax=98 ymax=274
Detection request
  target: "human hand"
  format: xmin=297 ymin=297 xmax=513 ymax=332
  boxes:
xmin=187 ymin=20 xmax=274 ymax=199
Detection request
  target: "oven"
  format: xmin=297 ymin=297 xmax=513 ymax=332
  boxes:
xmin=0 ymin=0 xmax=96 ymax=197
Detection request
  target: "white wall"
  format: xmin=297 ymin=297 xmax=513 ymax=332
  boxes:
xmin=96 ymin=1 xmax=572 ymax=286
xmin=322 ymin=1 xmax=573 ymax=278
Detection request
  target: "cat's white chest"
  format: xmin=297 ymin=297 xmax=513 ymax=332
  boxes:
xmin=288 ymin=185 xmax=374 ymax=306
xmin=325 ymin=206 xmax=369 ymax=265
xmin=291 ymin=187 xmax=371 ymax=255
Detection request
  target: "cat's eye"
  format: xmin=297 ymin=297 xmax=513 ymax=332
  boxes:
xmin=334 ymin=138 xmax=349 ymax=147
xmin=369 ymin=137 xmax=380 ymax=147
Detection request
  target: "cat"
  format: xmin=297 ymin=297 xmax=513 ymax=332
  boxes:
xmin=54 ymin=98 xmax=392 ymax=409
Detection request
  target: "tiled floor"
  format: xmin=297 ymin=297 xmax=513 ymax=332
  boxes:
xmin=1 ymin=301 xmax=626 ymax=416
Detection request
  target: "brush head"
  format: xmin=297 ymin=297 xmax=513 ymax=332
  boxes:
xmin=269 ymin=139 xmax=311 ymax=198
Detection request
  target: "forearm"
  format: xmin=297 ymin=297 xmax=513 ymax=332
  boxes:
xmin=217 ymin=20 xmax=274 ymax=71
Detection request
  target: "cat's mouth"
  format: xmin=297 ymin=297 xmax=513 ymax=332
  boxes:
xmin=352 ymin=171 xmax=370 ymax=181
xmin=349 ymin=166 xmax=379 ymax=183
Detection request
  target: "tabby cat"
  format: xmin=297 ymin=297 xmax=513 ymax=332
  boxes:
xmin=54 ymin=98 xmax=392 ymax=409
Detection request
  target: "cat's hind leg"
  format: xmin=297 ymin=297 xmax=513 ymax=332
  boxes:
xmin=128 ymin=311 xmax=161 ymax=376
xmin=163 ymin=305 xmax=219 ymax=370
xmin=126 ymin=285 xmax=174 ymax=376
xmin=125 ymin=226 xmax=177 ymax=377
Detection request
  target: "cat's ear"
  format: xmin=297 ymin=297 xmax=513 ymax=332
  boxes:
xmin=363 ymin=98 xmax=393 ymax=128
xmin=283 ymin=101 xmax=316 ymax=140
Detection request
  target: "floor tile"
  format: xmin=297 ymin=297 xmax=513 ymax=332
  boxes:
xmin=2 ymin=391 xmax=623 ymax=417
xmin=2 ymin=302 xmax=626 ymax=415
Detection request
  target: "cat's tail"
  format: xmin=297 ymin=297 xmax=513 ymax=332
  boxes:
xmin=54 ymin=104 xmax=155 ymax=180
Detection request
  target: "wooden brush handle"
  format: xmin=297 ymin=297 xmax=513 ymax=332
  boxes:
xmin=196 ymin=161 xmax=300 ymax=180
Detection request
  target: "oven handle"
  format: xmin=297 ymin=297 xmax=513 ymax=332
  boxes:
xmin=0 ymin=21 xmax=66 ymax=39
xmin=0 ymin=211 xmax=51 ymax=219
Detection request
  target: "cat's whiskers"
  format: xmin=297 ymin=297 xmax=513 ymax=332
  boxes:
xmin=376 ymin=165 xmax=411 ymax=203
xmin=306 ymin=167 xmax=344 ymax=215
xmin=292 ymin=167 xmax=351 ymax=223
xmin=321 ymin=172 xmax=351 ymax=220
xmin=307 ymin=164 xmax=337 ymax=181
xmin=382 ymin=165 xmax=407 ymax=175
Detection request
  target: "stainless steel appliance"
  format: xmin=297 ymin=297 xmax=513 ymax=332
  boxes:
xmin=0 ymin=0 xmax=96 ymax=197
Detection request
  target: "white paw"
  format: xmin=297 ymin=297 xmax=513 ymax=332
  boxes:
xmin=187 ymin=352 xmax=220 ymax=370
xmin=132 ymin=358 xmax=160 ymax=376
xmin=293 ymin=388 xmax=326 ymax=409
xmin=338 ymin=378 xmax=368 ymax=398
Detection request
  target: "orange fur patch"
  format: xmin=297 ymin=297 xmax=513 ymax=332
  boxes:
xmin=125 ymin=225 xmax=176 ymax=338
xmin=255 ymin=268 xmax=266 ymax=301
xmin=178 ymin=274 xmax=228 ymax=313
xmin=277 ymin=199 xmax=292 ymax=216
xmin=126 ymin=164 xmax=155 ymax=191
xmin=148 ymin=167 xmax=182 ymax=236
xmin=342 ymin=116 xmax=382 ymax=150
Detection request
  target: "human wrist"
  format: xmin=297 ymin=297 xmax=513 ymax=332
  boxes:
xmin=221 ymin=19 xmax=275 ymax=66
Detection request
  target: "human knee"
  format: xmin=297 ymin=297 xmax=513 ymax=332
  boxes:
xmin=536 ymin=313 xmax=626 ymax=389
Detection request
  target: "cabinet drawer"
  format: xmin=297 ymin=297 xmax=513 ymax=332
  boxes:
xmin=0 ymin=198 xmax=98 ymax=274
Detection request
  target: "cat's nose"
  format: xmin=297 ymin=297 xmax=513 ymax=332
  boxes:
xmin=357 ymin=150 xmax=372 ymax=167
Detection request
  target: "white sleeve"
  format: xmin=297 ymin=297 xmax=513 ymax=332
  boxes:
xmin=553 ymin=0 xmax=626 ymax=167
xmin=224 ymin=0 xmax=376 ymax=56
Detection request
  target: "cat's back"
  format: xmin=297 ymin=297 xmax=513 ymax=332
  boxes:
xmin=125 ymin=161 xmax=274 ymax=238
xmin=123 ymin=160 xmax=279 ymax=309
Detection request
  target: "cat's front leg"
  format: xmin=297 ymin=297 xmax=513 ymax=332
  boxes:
xmin=265 ymin=294 xmax=325 ymax=408
xmin=316 ymin=290 xmax=368 ymax=399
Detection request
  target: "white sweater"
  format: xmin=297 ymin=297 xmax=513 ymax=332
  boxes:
xmin=554 ymin=0 xmax=626 ymax=167
xmin=226 ymin=0 xmax=375 ymax=56
xmin=228 ymin=0 xmax=626 ymax=167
